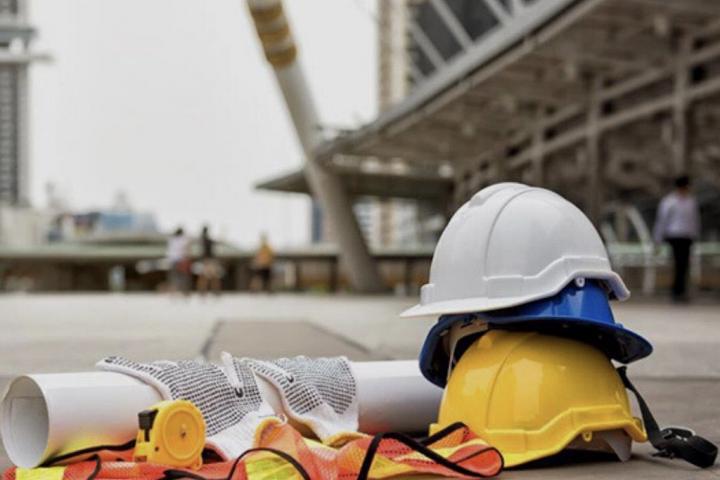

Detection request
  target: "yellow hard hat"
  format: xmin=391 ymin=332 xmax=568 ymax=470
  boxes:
xmin=430 ymin=330 xmax=647 ymax=467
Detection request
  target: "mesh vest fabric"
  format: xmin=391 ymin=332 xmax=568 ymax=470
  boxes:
xmin=3 ymin=420 xmax=503 ymax=480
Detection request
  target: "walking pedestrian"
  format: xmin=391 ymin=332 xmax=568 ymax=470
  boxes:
xmin=653 ymin=175 xmax=701 ymax=302
xmin=196 ymin=225 xmax=222 ymax=295
xmin=166 ymin=227 xmax=191 ymax=295
xmin=252 ymin=233 xmax=274 ymax=293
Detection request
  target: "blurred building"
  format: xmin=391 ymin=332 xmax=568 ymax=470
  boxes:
xmin=288 ymin=0 xmax=429 ymax=250
xmin=0 ymin=0 xmax=40 ymax=206
xmin=43 ymin=191 xmax=160 ymax=243
xmin=259 ymin=0 xmax=720 ymax=293
xmin=260 ymin=0 xmax=448 ymax=249
xmin=46 ymin=209 xmax=161 ymax=243
xmin=0 ymin=1 xmax=48 ymax=247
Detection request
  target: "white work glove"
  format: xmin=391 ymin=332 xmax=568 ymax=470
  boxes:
xmin=97 ymin=356 xmax=276 ymax=459
xmin=240 ymin=354 xmax=359 ymax=442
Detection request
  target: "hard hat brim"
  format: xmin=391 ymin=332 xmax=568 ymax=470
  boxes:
xmin=420 ymin=317 xmax=652 ymax=388
xmin=401 ymin=271 xmax=630 ymax=318
xmin=418 ymin=281 xmax=651 ymax=388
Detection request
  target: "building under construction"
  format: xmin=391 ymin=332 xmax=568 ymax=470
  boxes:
xmin=257 ymin=0 xmax=720 ymax=292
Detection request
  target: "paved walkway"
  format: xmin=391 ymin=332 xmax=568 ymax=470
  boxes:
xmin=0 ymin=293 xmax=718 ymax=478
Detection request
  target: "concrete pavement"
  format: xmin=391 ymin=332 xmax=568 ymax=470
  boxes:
xmin=0 ymin=293 xmax=718 ymax=478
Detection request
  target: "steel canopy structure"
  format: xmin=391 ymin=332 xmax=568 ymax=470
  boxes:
xmin=305 ymin=0 xmax=720 ymax=225
xmin=256 ymin=164 xmax=453 ymax=201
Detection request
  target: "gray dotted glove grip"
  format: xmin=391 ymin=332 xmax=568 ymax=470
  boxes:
xmin=97 ymin=356 xmax=276 ymax=459
xmin=241 ymin=355 xmax=359 ymax=441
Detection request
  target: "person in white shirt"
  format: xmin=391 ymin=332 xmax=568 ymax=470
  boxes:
xmin=653 ymin=176 xmax=701 ymax=301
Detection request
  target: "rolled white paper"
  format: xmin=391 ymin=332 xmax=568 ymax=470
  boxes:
xmin=353 ymin=361 xmax=442 ymax=434
xmin=1 ymin=361 xmax=441 ymax=468
xmin=1 ymin=373 xmax=162 ymax=468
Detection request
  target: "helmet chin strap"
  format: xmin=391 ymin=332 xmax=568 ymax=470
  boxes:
xmin=617 ymin=367 xmax=717 ymax=468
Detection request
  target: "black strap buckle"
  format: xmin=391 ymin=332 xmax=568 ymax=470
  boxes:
xmin=618 ymin=367 xmax=718 ymax=468
xmin=660 ymin=426 xmax=694 ymax=441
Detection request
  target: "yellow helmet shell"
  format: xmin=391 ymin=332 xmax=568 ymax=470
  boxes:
xmin=431 ymin=330 xmax=647 ymax=467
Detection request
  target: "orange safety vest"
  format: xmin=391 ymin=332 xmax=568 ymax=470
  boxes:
xmin=5 ymin=421 xmax=503 ymax=480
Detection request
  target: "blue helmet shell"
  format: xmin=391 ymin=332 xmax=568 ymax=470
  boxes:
xmin=419 ymin=280 xmax=653 ymax=387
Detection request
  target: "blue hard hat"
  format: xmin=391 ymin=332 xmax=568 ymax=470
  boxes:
xmin=419 ymin=279 xmax=653 ymax=387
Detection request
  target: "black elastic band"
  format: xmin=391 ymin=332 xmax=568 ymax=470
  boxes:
xmin=356 ymin=425 xmax=503 ymax=480
xmin=227 ymin=448 xmax=311 ymax=480
xmin=419 ymin=422 xmax=468 ymax=446
xmin=84 ymin=455 xmax=102 ymax=480
xmin=618 ymin=366 xmax=717 ymax=468
xmin=161 ymin=447 xmax=311 ymax=480
xmin=41 ymin=439 xmax=136 ymax=467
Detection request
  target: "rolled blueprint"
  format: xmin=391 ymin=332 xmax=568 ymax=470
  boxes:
xmin=1 ymin=372 xmax=162 ymax=468
xmin=1 ymin=361 xmax=441 ymax=468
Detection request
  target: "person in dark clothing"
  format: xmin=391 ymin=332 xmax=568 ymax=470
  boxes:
xmin=196 ymin=225 xmax=222 ymax=295
xmin=653 ymin=176 xmax=701 ymax=302
xmin=166 ymin=226 xmax=191 ymax=295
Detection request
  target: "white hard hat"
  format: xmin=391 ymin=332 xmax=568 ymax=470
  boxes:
xmin=402 ymin=183 xmax=629 ymax=318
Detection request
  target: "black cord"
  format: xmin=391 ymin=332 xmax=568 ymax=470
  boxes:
xmin=41 ymin=440 xmax=136 ymax=467
xmin=84 ymin=455 xmax=102 ymax=480
xmin=417 ymin=422 xmax=468 ymax=446
xmin=618 ymin=366 xmax=717 ymax=468
xmin=356 ymin=426 xmax=503 ymax=480
xmin=163 ymin=423 xmax=501 ymax=480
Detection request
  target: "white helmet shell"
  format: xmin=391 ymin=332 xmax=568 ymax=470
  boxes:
xmin=402 ymin=183 xmax=629 ymax=317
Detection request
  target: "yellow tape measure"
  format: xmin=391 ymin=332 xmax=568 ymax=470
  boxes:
xmin=134 ymin=400 xmax=205 ymax=470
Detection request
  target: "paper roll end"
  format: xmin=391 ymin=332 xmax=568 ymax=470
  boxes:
xmin=1 ymin=376 xmax=50 ymax=468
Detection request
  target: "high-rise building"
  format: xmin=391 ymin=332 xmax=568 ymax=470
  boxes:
xmin=0 ymin=0 xmax=38 ymax=206
xmin=369 ymin=0 xmax=412 ymax=248
xmin=368 ymin=0 xmax=449 ymax=248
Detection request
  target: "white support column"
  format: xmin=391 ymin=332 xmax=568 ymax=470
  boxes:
xmin=615 ymin=203 xmax=630 ymax=242
xmin=247 ymin=0 xmax=384 ymax=292
xmin=586 ymin=76 xmax=604 ymax=225
xmin=672 ymin=35 xmax=692 ymax=175
xmin=531 ymin=109 xmax=545 ymax=186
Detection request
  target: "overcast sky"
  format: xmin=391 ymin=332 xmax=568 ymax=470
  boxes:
xmin=28 ymin=0 xmax=377 ymax=247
